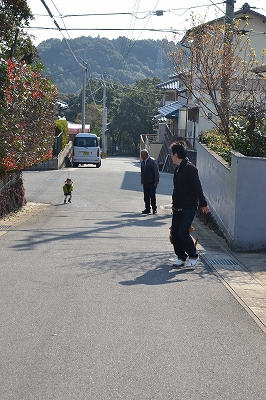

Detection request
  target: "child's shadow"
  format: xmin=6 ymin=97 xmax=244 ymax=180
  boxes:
xmin=119 ymin=265 xmax=193 ymax=286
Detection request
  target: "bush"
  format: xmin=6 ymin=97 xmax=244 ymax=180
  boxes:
xmin=198 ymin=130 xmax=232 ymax=164
xmin=55 ymin=119 xmax=69 ymax=148
xmin=0 ymin=59 xmax=57 ymax=176
xmin=199 ymin=117 xmax=266 ymax=164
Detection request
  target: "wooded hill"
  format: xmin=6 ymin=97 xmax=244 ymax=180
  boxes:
xmin=37 ymin=36 xmax=171 ymax=93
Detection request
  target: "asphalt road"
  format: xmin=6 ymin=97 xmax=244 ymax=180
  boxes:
xmin=1 ymin=157 xmax=266 ymax=400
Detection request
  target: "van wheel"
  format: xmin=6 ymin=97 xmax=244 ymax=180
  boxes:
xmin=73 ymin=162 xmax=78 ymax=168
xmin=96 ymin=161 xmax=101 ymax=168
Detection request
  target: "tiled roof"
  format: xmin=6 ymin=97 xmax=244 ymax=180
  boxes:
xmin=157 ymin=80 xmax=179 ymax=90
xmin=157 ymin=101 xmax=187 ymax=117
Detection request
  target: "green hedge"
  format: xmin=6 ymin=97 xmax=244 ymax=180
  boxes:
xmin=198 ymin=130 xmax=232 ymax=164
xmin=55 ymin=119 xmax=69 ymax=148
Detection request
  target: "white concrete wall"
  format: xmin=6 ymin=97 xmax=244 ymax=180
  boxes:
xmin=231 ymin=151 xmax=266 ymax=251
xmin=196 ymin=142 xmax=233 ymax=241
xmin=196 ymin=142 xmax=266 ymax=251
xmin=150 ymin=143 xmax=163 ymax=160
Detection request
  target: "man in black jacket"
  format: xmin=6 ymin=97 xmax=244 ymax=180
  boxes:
xmin=170 ymin=141 xmax=209 ymax=268
xmin=140 ymin=149 xmax=159 ymax=214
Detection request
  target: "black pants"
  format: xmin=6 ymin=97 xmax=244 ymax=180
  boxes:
xmin=143 ymin=182 xmax=156 ymax=211
xmin=171 ymin=208 xmax=197 ymax=260
xmin=64 ymin=193 xmax=72 ymax=201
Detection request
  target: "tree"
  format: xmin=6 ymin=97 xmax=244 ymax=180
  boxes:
xmin=37 ymin=36 xmax=170 ymax=93
xmin=62 ymin=77 xmax=162 ymax=155
xmin=166 ymin=16 xmax=266 ymax=150
xmin=76 ymin=103 xmax=102 ymax=136
xmin=0 ymin=0 xmax=37 ymax=62
xmin=110 ymin=77 xmax=162 ymax=155
xmin=229 ymin=81 xmax=266 ymax=157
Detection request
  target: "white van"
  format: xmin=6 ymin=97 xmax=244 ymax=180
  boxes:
xmin=72 ymin=133 xmax=101 ymax=168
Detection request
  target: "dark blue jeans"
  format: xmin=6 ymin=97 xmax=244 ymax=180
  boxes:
xmin=171 ymin=208 xmax=197 ymax=260
xmin=143 ymin=182 xmax=156 ymax=211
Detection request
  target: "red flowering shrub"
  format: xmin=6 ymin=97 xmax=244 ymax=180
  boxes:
xmin=0 ymin=0 xmax=57 ymax=214
xmin=0 ymin=59 xmax=58 ymax=176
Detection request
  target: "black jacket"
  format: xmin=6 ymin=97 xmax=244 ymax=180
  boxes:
xmin=141 ymin=156 xmax=159 ymax=185
xmin=172 ymin=158 xmax=207 ymax=209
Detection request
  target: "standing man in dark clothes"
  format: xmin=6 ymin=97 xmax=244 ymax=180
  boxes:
xmin=170 ymin=141 xmax=209 ymax=268
xmin=140 ymin=149 xmax=159 ymax=214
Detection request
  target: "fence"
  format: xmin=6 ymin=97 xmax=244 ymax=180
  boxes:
xmin=53 ymin=131 xmax=63 ymax=156
xmin=157 ymin=125 xmax=197 ymax=172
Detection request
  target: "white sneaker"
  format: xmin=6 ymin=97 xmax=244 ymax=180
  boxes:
xmin=186 ymin=256 xmax=199 ymax=267
xmin=172 ymin=258 xmax=185 ymax=267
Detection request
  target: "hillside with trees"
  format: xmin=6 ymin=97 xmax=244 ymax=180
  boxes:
xmin=37 ymin=36 xmax=170 ymax=93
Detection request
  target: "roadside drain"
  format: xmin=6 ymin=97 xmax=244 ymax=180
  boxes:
xmin=0 ymin=225 xmax=11 ymax=230
xmin=205 ymin=257 xmax=239 ymax=266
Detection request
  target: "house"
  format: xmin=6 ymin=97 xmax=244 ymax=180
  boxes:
xmin=156 ymin=77 xmax=199 ymax=147
xmin=178 ymin=2 xmax=266 ymax=133
xmin=149 ymin=3 xmax=266 ymax=171
xmin=67 ymin=122 xmax=90 ymax=142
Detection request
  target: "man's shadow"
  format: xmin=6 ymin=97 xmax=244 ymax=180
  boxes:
xmin=119 ymin=265 xmax=194 ymax=286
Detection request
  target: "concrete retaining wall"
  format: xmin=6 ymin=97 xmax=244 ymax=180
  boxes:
xmin=196 ymin=142 xmax=266 ymax=251
xmin=25 ymin=142 xmax=73 ymax=171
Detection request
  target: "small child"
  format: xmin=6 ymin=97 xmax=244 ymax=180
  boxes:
xmin=63 ymin=178 xmax=74 ymax=203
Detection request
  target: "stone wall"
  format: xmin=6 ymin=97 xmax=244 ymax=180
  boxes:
xmin=0 ymin=172 xmax=26 ymax=217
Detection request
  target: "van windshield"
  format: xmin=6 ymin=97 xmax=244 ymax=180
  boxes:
xmin=74 ymin=138 xmax=98 ymax=147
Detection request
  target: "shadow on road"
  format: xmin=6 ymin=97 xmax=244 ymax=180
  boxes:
xmin=119 ymin=265 xmax=192 ymax=285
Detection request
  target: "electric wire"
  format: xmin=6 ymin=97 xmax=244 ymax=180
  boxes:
xmin=110 ymin=0 xmax=160 ymax=82
xmin=208 ymin=0 xmax=225 ymax=14
xmin=34 ymin=0 xmax=266 ymax=112
xmin=39 ymin=0 xmax=85 ymax=69
xmin=33 ymin=3 xmax=228 ymax=19
xmin=39 ymin=0 xmax=101 ymax=114
xmin=27 ymin=27 xmax=183 ymax=33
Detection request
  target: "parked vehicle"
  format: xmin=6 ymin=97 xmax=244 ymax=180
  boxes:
xmin=72 ymin=133 xmax=101 ymax=168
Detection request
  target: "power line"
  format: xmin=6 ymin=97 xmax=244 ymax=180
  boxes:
xmin=109 ymin=0 xmax=160 ymax=82
xmin=27 ymin=27 xmax=184 ymax=34
xmin=208 ymin=0 xmax=225 ymax=14
xmin=39 ymin=0 xmax=85 ymax=68
xmin=33 ymin=3 xmax=227 ymax=19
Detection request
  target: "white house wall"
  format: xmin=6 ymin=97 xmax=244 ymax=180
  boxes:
xmin=239 ymin=14 xmax=266 ymax=59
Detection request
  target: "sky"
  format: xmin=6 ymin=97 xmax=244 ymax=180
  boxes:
xmin=25 ymin=0 xmax=266 ymax=45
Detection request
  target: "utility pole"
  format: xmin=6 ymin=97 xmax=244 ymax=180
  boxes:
xmin=81 ymin=62 xmax=87 ymax=132
xmin=225 ymin=0 xmax=234 ymax=25
xmin=101 ymin=83 xmax=107 ymax=156
xmin=221 ymin=0 xmax=235 ymax=136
